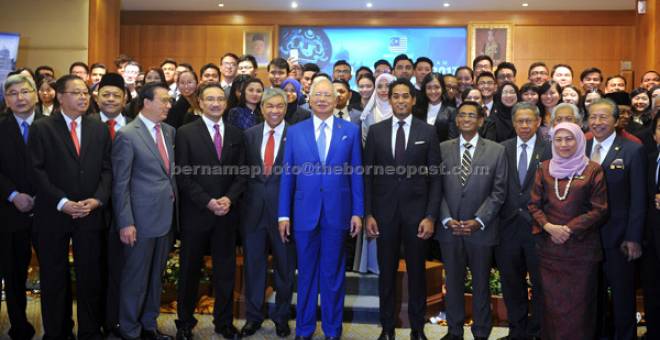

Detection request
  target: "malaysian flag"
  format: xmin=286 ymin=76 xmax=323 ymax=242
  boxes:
xmin=389 ymin=36 xmax=408 ymax=52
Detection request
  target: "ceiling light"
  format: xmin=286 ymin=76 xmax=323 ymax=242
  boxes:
xmin=217 ymin=2 xmax=224 ymax=7
xmin=522 ymin=3 xmax=529 ymax=6
xmin=366 ymin=2 xmax=373 ymax=8
xmin=443 ymin=3 xmax=450 ymax=7
xmin=291 ymin=1 xmax=298 ymax=8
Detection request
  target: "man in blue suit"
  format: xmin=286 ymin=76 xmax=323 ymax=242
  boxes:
xmin=278 ymin=77 xmax=364 ymax=340
xmin=586 ymin=98 xmax=646 ymax=340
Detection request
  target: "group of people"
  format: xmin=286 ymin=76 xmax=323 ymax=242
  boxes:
xmin=0 ymin=50 xmax=659 ymax=340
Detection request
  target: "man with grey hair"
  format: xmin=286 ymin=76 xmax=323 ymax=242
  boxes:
xmin=496 ymin=101 xmax=550 ymax=340
xmin=239 ymin=87 xmax=295 ymax=338
xmin=278 ymin=77 xmax=364 ymax=340
xmin=587 ymin=98 xmax=646 ymax=340
xmin=551 ymin=103 xmax=582 ymax=126
xmin=0 ymin=74 xmax=42 ymax=340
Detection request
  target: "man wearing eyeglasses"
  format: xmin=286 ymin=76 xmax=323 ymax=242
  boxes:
xmin=278 ymin=77 xmax=364 ymax=340
xmin=0 ymin=74 xmax=44 ymax=340
xmin=333 ymin=60 xmax=362 ymax=109
xmin=29 ymin=74 xmax=113 ymax=339
xmin=476 ymin=72 xmax=497 ymax=116
xmin=436 ymin=101 xmax=507 ymax=340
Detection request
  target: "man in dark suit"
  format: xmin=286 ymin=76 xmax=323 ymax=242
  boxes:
xmin=239 ymin=88 xmax=295 ymax=338
xmin=278 ymin=77 xmax=364 ymax=340
xmin=332 ymin=60 xmax=361 ymax=109
xmin=0 ymin=74 xmax=42 ymax=340
xmin=364 ymin=79 xmax=441 ymax=340
xmin=29 ymin=74 xmax=113 ymax=340
xmin=642 ymin=113 xmax=660 ymax=340
xmin=174 ymin=82 xmax=245 ymax=340
xmin=89 ymin=73 xmax=132 ymax=336
xmin=113 ymin=82 xmax=177 ymax=340
xmin=586 ymin=98 xmax=646 ymax=340
xmin=436 ymin=101 xmax=508 ymax=340
xmin=332 ymin=79 xmax=362 ymax=126
xmin=496 ymin=102 xmax=550 ymax=340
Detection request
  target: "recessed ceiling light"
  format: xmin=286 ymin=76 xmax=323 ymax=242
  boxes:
xmin=217 ymin=2 xmax=224 ymax=7
xmin=291 ymin=1 xmax=298 ymax=8
xmin=366 ymin=2 xmax=373 ymax=8
xmin=522 ymin=3 xmax=529 ymax=6
xmin=443 ymin=2 xmax=450 ymax=7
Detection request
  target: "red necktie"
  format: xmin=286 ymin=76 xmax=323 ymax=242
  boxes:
xmin=107 ymin=119 xmax=116 ymax=141
xmin=264 ymin=129 xmax=275 ymax=176
xmin=154 ymin=124 xmax=170 ymax=174
xmin=70 ymin=120 xmax=80 ymax=156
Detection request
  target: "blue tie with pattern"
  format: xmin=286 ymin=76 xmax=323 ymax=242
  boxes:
xmin=21 ymin=121 xmax=29 ymax=144
xmin=317 ymin=121 xmax=327 ymax=164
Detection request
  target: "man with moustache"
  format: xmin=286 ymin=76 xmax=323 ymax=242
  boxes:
xmin=113 ymin=82 xmax=177 ymax=340
xmin=393 ymin=54 xmax=414 ymax=81
xmin=436 ymin=101 xmax=507 ymax=340
xmin=278 ymin=77 xmax=363 ymax=340
xmin=268 ymin=58 xmax=290 ymax=89
xmin=586 ymin=98 xmax=646 ymax=340
xmin=89 ymin=73 xmax=132 ymax=336
xmin=0 ymin=74 xmax=43 ymax=340
xmin=496 ymin=102 xmax=550 ymax=340
xmin=364 ymin=79 xmax=441 ymax=340
xmin=174 ymin=82 xmax=245 ymax=340
xmin=332 ymin=79 xmax=361 ymax=125
xmin=29 ymin=74 xmax=112 ymax=339
xmin=580 ymin=67 xmax=604 ymax=93
xmin=239 ymin=88 xmax=295 ymax=338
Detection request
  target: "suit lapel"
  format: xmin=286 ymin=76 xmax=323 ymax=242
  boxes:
xmin=135 ymin=118 xmax=168 ymax=174
xmin=303 ymin=119 xmax=321 ymax=163
xmin=54 ymin=112 xmax=80 ymax=160
xmin=522 ymin=140 xmax=545 ymax=189
xmin=404 ymin=118 xmax=421 ymax=164
xmin=163 ymin=125 xmax=175 ymax=170
xmin=196 ymin=119 xmax=220 ymax=164
xmin=325 ymin=118 xmax=344 ymax=164
xmin=601 ymin=135 xmax=623 ymax=169
xmin=463 ymin=138 xmax=486 ymax=187
xmin=384 ymin=118 xmax=395 ymax=164
xmin=506 ymin=141 xmax=520 ymax=190
xmin=79 ymin=117 xmax=90 ymax=161
xmin=7 ymin=114 xmax=27 ymax=161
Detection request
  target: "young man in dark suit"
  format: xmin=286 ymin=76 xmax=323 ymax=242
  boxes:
xmin=174 ymin=82 xmax=245 ymax=340
xmin=586 ymin=98 xmax=647 ymax=340
xmin=363 ymin=79 xmax=442 ymax=340
xmin=29 ymin=74 xmax=113 ymax=340
xmin=496 ymin=102 xmax=551 ymax=340
xmin=239 ymin=88 xmax=295 ymax=338
xmin=0 ymin=74 xmax=43 ymax=340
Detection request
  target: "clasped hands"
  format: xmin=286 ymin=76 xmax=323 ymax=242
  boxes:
xmin=207 ymin=196 xmax=231 ymax=216
xmin=446 ymin=219 xmax=481 ymax=236
xmin=62 ymin=198 xmax=100 ymax=219
xmin=543 ymin=223 xmax=572 ymax=244
xmin=365 ymin=215 xmax=435 ymax=240
xmin=12 ymin=193 xmax=34 ymax=213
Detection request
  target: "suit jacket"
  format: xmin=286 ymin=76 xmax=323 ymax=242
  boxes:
xmin=412 ymin=103 xmax=457 ymax=143
xmin=285 ymin=106 xmax=311 ymax=125
xmin=436 ymin=136 xmax=508 ymax=246
xmin=364 ymin=116 xmax=442 ymax=226
xmin=175 ymin=118 xmax=245 ymax=232
xmin=499 ymin=136 xmax=551 ymax=240
xmin=278 ymin=117 xmax=364 ymax=231
xmin=646 ymin=148 xmax=660 ymax=247
xmin=0 ymin=111 xmax=44 ymax=232
xmin=112 ymin=117 xmax=177 ymax=238
xmin=29 ymin=111 xmax=113 ymax=233
xmin=586 ymin=134 xmax=647 ymax=248
xmin=241 ymin=122 xmax=287 ymax=232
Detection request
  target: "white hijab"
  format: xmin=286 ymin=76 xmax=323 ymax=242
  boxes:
xmin=361 ymin=73 xmax=396 ymax=122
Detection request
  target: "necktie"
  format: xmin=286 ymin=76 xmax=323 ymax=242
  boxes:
xmin=213 ymin=124 xmax=223 ymax=161
xmin=338 ymin=111 xmax=345 ymax=120
xmin=21 ymin=121 xmax=29 ymax=144
xmin=395 ymin=120 xmax=406 ymax=165
xmin=518 ymin=143 xmax=528 ymax=186
xmin=317 ymin=121 xmax=327 ymax=164
xmin=107 ymin=119 xmax=116 ymax=141
xmin=591 ymin=143 xmax=602 ymax=164
xmin=154 ymin=124 xmax=170 ymax=174
xmin=460 ymin=143 xmax=473 ymax=186
xmin=70 ymin=120 xmax=80 ymax=156
xmin=264 ymin=129 xmax=275 ymax=176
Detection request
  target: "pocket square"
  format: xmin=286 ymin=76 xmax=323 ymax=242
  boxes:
xmin=341 ymin=135 xmax=348 ymax=141
xmin=610 ymin=158 xmax=625 ymax=169
xmin=414 ymin=140 xmax=426 ymax=145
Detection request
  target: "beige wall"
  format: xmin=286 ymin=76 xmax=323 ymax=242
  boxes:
xmin=0 ymin=0 xmax=89 ymax=76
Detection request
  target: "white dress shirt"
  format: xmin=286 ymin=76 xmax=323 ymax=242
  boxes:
xmin=261 ymin=120 xmax=285 ymax=162
xmin=138 ymin=114 xmax=170 ymax=159
xmin=427 ymin=103 xmax=442 ymax=125
xmin=391 ymin=115 xmax=412 ymax=157
xmin=516 ymin=134 xmax=537 ymax=172
xmin=484 ymin=100 xmax=494 ymax=116
xmin=333 ymin=108 xmax=351 ymax=122
xmin=313 ymin=114 xmax=334 ymax=158
xmin=591 ymin=132 xmax=616 ymax=164
xmin=201 ymin=115 xmax=225 ymax=146
xmin=99 ymin=112 xmax=127 ymax=132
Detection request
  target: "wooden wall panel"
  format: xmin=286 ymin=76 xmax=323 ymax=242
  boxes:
xmin=88 ymin=0 xmax=120 ymax=68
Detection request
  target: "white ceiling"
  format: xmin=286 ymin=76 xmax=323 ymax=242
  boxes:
xmin=121 ymin=0 xmax=635 ymax=11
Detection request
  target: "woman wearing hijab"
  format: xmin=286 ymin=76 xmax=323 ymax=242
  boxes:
xmin=528 ymin=122 xmax=608 ymax=340
xmin=360 ymin=73 xmax=396 ymax=145
xmin=481 ymin=81 xmax=519 ymax=142
xmin=281 ymin=78 xmax=311 ymax=125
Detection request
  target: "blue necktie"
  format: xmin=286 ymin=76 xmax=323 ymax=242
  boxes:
xmin=21 ymin=121 xmax=29 ymax=144
xmin=317 ymin=121 xmax=327 ymax=164
xmin=518 ymin=143 xmax=528 ymax=186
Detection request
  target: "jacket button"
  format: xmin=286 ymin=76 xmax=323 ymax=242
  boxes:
xmin=519 ymin=208 xmax=523 ymax=212
xmin=320 ymin=188 xmax=323 ymax=192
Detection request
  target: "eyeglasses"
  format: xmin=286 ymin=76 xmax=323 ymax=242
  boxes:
xmin=5 ymin=89 xmax=35 ymax=98
xmin=203 ymin=96 xmax=226 ymax=103
xmin=530 ymin=71 xmax=549 ymax=77
xmin=62 ymin=90 xmax=90 ymax=97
